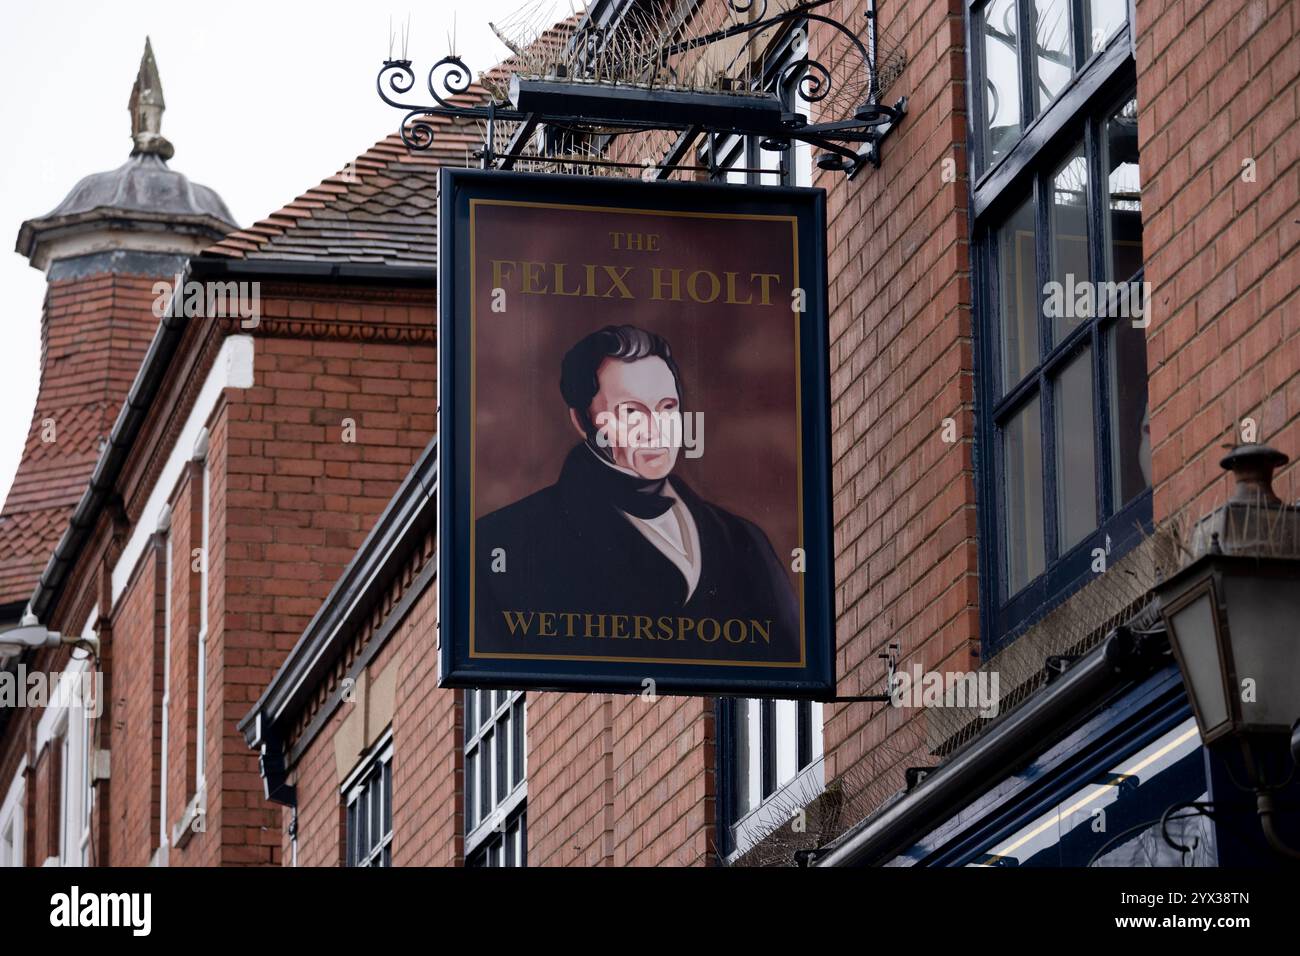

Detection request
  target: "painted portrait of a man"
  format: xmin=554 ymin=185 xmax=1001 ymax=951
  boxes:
xmin=474 ymin=324 xmax=799 ymax=656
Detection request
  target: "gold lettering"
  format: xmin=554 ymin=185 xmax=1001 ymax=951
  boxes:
xmin=538 ymin=612 xmax=557 ymax=637
xmin=687 ymin=269 xmax=720 ymax=304
xmin=552 ymin=263 xmax=582 ymax=296
xmin=583 ymin=613 xmax=608 ymax=638
xmin=750 ymin=619 xmax=772 ymax=644
xmin=521 ymin=261 xmax=547 ymax=294
xmin=724 ymin=271 xmax=753 ymax=305
xmin=611 ymin=614 xmax=629 ymax=639
xmin=501 ymin=611 xmax=534 ymax=635
xmin=601 ymin=265 xmax=634 ymax=299
xmin=559 ymin=612 xmax=579 ymax=637
xmin=491 ymin=260 xmax=516 ymax=290
xmin=723 ymin=618 xmax=746 ymax=643
xmin=750 ymin=272 xmax=781 ymax=305
xmin=634 ymin=615 xmax=654 ymax=640
xmin=650 ymin=267 xmax=682 ymax=301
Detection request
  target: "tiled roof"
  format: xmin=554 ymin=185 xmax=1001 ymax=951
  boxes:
xmin=204 ymin=88 xmax=489 ymax=268
xmin=0 ymin=401 xmax=113 ymax=607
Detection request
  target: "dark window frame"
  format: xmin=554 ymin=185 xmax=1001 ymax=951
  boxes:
xmin=701 ymin=19 xmax=825 ymax=861
xmin=966 ymin=0 xmax=1152 ymax=653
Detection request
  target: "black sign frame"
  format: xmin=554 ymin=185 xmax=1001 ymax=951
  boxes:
xmin=438 ymin=167 xmax=834 ymax=699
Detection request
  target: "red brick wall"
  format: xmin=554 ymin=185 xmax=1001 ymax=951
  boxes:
xmin=216 ymin=298 xmax=436 ymax=864
xmin=288 ymin=572 xmax=461 ymax=867
xmin=107 ymin=544 xmax=162 ymax=865
xmin=1137 ymin=0 xmax=1300 ymax=517
xmin=807 ymin=0 xmax=979 ymax=799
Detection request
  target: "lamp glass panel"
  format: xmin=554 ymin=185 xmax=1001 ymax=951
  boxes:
xmin=1220 ymin=574 xmax=1300 ymax=731
xmin=1170 ymin=593 xmax=1230 ymax=734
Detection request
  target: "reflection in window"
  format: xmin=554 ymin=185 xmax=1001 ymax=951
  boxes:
xmin=1087 ymin=0 xmax=1128 ymax=55
xmin=731 ymin=698 xmax=823 ymax=824
xmin=1054 ymin=348 xmax=1097 ymax=551
xmin=1050 ymin=146 xmax=1091 ymax=345
xmin=998 ymin=198 xmax=1039 ymax=393
xmin=968 ymin=719 xmax=1214 ymax=866
xmin=1004 ymin=396 xmax=1045 ymax=595
xmin=1033 ymin=0 xmax=1073 ymax=113
xmin=982 ymin=0 xmax=1022 ymax=168
xmin=1104 ymin=98 xmax=1143 ymax=281
xmin=1110 ymin=320 xmax=1151 ymax=504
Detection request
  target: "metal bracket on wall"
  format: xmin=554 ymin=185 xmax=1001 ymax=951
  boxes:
xmin=376 ymin=0 xmax=906 ymax=178
xmin=830 ymin=641 xmax=899 ymax=703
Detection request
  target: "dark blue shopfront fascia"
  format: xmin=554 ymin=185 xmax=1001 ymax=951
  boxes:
xmin=818 ymin=645 xmax=1300 ymax=868
xmin=895 ymin=665 xmax=1209 ymax=866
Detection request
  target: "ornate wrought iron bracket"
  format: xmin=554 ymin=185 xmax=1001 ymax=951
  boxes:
xmin=376 ymin=0 xmax=906 ymax=178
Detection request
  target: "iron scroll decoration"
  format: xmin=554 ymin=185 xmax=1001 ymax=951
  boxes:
xmin=376 ymin=0 xmax=906 ymax=177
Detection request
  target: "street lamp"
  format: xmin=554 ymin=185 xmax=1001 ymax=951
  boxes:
xmin=1155 ymin=443 xmax=1300 ymax=859
xmin=0 ymin=612 xmax=96 ymax=660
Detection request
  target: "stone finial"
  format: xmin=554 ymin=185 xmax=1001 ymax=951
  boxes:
xmin=129 ymin=37 xmax=174 ymax=160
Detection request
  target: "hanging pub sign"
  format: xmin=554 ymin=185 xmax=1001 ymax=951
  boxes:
xmin=438 ymin=168 xmax=833 ymax=698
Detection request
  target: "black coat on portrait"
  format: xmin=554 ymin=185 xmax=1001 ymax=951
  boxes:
xmin=474 ymin=444 xmax=801 ymax=662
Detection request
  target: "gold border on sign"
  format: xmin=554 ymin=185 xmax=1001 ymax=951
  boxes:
xmin=467 ymin=197 xmax=806 ymax=668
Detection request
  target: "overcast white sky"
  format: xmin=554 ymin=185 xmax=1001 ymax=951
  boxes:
xmin=0 ymin=0 xmax=572 ymax=504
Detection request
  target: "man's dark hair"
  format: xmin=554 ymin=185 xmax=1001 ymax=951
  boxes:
xmin=560 ymin=325 xmax=684 ymax=433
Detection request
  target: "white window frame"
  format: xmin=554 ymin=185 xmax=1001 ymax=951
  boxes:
xmin=173 ymin=432 xmax=211 ymax=849
xmin=343 ymin=735 xmax=394 ymax=867
xmin=463 ymin=688 xmax=527 ymax=865
xmin=42 ymin=654 xmax=93 ymax=867
xmin=0 ymin=757 xmax=26 ymax=868
xmin=195 ymin=443 xmax=210 ymax=793
xmin=158 ymin=509 xmax=173 ymax=855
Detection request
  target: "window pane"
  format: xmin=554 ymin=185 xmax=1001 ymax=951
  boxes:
xmin=465 ymin=750 xmax=477 ymax=832
xmin=774 ymin=699 xmax=798 ymax=787
xmin=383 ymin=761 xmax=392 ymax=840
xmin=511 ymin=699 xmax=525 ymax=789
xmin=464 ymin=689 xmax=477 ymax=742
xmin=1033 ymin=0 xmax=1073 ymax=113
xmin=1087 ymin=0 xmax=1127 ymax=55
xmin=998 ymin=197 xmax=1039 ymax=393
xmin=1054 ymin=348 xmax=1098 ymax=551
xmin=1110 ymin=321 xmax=1151 ymax=504
xmin=981 ymin=0 xmax=1022 ymax=167
xmin=734 ymin=699 xmax=762 ymax=819
xmin=479 ymin=732 xmax=492 ymax=819
xmin=1050 ymin=146 xmax=1091 ymax=345
xmin=810 ymin=701 xmax=824 ymax=763
xmin=369 ymin=774 xmax=381 ymax=856
xmin=1004 ymin=396 xmax=1045 ymax=594
xmin=496 ymin=717 xmax=509 ymax=803
xmin=346 ymin=801 xmax=357 ymax=866
xmin=1104 ymin=98 xmax=1142 ymax=282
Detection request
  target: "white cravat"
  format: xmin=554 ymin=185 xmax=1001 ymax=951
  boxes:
xmin=589 ymin=447 xmax=702 ymax=600
xmin=625 ymin=481 xmax=702 ymax=601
